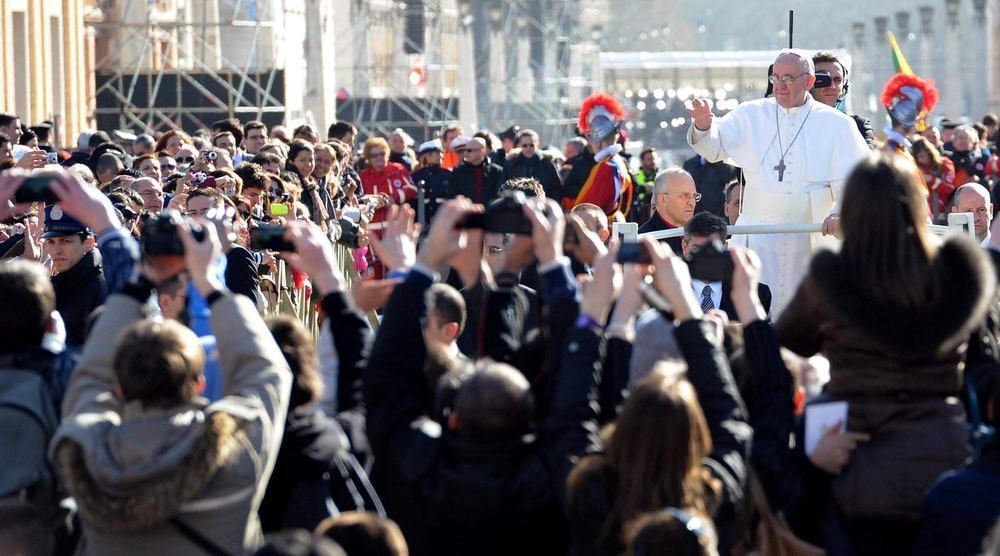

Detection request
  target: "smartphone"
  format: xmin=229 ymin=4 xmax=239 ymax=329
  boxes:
xmin=14 ymin=176 xmax=60 ymax=204
xmin=250 ymin=226 xmax=296 ymax=252
xmin=270 ymin=203 xmax=289 ymax=217
xmin=45 ymin=152 xmax=59 ymax=165
xmin=617 ymin=241 xmax=652 ymax=264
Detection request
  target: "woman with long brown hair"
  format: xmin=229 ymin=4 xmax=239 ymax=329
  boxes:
xmin=777 ymin=152 xmax=995 ymax=554
xmin=566 ymin=239 xmax=755 ymax=556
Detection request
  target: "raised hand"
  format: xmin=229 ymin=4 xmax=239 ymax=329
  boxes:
xmin=522 ymin=197 xmax=565 ymax=265
xmin=417 ymin=197 xmax=483 ymax=269
xmin=644 ymin=236 xmax=701 ymax=321
xmin=729 ymin=245 xmax=767 ymax=323
xmin=280 ymin=221 xmax=346 ymax=295
xmin=564 ymin=214 xmax=606 ymax=267
xmin=49 ymin=170 xmax=121 ymax=235
xmin=0 ymin=169 xmax=33 ymax=221
xmin=686 ymin=98 xmax=714 ymax=131
xmin=176 ymin=217 xmax=224 ymax=296
xmin=351 ymin=278 xmax=403 ymax=312
xmin=580 ymin=243 xmax=622 ymax=324
xmin=368 ymin=204 xmax=419 ymax=271
xmin=14 ymin=150 xmax=47 ymax=170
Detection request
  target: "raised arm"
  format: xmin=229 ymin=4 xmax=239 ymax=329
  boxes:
xmin=364 ymin=200 xmax=483 ymax=461
xmin=280 ymin=222 xmax=371 ymax=414
xmin=645 ymin=237 xmax=751 ymax=539
xmin=730 ymin=247 xmax=795 ymax=509
xmin=540 ymin=246 xmax=620 ymax=500
xmin=686 ymin=98 xmax=742 ymax=163
xmin=177 ymin=220 xmax=291 ymax=438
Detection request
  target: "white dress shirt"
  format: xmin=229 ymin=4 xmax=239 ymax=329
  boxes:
xmin=691 ymin=279 xmax=723 ymax=310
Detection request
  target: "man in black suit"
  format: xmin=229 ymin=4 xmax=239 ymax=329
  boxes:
xmin=637 ymin=167 xmax=698 ymax=255
xmin=681 ymin=211 xmax=772 ymax=322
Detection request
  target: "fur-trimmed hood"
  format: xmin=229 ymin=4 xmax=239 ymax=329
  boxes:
xmin=808 ymin=236 xmax=996 ymax=356
xmin=53 ymin=411 xmax=244 ymax=532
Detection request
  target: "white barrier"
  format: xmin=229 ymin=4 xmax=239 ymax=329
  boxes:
xmin=636 ymin=212 xmax=977 ymax=242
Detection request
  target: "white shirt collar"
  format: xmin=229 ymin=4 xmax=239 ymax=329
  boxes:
xmin=777 ymin=94 xmax=812 ymax=116
xmin=982 ymin=230 xmax=992 ymax=248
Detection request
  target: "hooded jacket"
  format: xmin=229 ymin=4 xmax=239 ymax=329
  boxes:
xmin=50 ymin=294 xmax=291 ymax=555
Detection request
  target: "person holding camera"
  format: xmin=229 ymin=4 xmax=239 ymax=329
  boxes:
xmin=364 ymin=197 xmax=600 ymax=555
xmin=51 ymin=213 xmax=292 ymax=555
xmin=566 ymin=236 xmax=753 ymax=556
xmin=810 ymin=51 xmax=875 ymax=150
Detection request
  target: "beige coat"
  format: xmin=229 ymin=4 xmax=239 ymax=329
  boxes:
xmin=51 ymin=294 xmax=291 ymax=555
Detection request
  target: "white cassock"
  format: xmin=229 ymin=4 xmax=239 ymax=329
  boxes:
xmin=688 ymin=95 xmax=869 ymax=318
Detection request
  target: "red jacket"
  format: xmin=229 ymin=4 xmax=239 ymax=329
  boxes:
xmin=921 ymin=158 xmax=956 ymax=217
xmin=359 ymin=162 xmax=417 ymax=231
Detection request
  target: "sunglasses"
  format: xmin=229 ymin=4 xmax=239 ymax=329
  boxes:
xmin=520 ymin=143 xmax=535 ymax=148
xmin=367 ymin=151 xmax=387 ymax=158
xmin=177 ymin=156 xmax=195 ymax=164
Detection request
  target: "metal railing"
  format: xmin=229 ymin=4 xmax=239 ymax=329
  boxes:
xmin=635 ymin=213 xmax=978 ymax=242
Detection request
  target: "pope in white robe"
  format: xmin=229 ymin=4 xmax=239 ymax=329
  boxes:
xmin=686 ymin=50 xmax=870 ymax=317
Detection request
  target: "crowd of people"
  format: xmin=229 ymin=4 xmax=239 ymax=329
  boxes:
xmin=2 ymin=44 xmax=1000 ymax=556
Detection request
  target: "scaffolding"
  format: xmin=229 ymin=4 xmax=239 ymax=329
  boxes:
xmin=336 ymin=0 xmax=604 ymax=146
xmin=332 ymin=0 xmax=463 ymax=142
xmin=85 ymin=0 xmax=290 ymax=134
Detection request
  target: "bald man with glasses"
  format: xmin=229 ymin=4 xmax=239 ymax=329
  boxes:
xmin=637 ymin=168 xmax=699 ymax=255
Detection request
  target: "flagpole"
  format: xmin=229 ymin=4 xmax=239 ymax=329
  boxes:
xmin=788 ymin=10 xmax=794 ymax=48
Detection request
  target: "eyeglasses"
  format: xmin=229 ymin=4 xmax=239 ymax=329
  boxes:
xmin=520 ymin=143 xmax=535 ymax=149
xmin=367 ymin=151 xmax=386 ymax=158
xmin=177 ymin=156 xmax=195 ymax=164
xmin=768 ymin=73 xmax=809 ymax=87
xmin=661 ymin=192 xmax=702 ymax=202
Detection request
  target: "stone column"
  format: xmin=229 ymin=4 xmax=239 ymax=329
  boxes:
xmin=943 ymin=0 xmax=963 ymax=118
xmin=971 ymin=0 xmax=990 ymax=118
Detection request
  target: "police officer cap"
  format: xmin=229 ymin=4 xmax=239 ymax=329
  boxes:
xmin=42 ymin=205 xmax=91 ymax=238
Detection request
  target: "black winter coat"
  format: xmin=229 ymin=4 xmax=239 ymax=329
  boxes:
xmin=364 ymin=270 xmax=598 ymax=556
xmin=561 ymin=152 xmax=596 ymax=203
xmin=447 ymin=161 xmax=507 ymax=205
xmin=51 ymin=249 xmax=105 ymax=347
xmin=410 ymin=165 xmax=451 ymax=223
xmin=683 ymin=155 xmax=739 ymax=218
xmin=504 ymin=153 xmax=562 ymax=200
xmin=258 ymin=408 xmax=377 ymax=532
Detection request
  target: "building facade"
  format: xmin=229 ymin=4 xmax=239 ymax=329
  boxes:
xmin=0 ymin=0 xmax=94 ymax=147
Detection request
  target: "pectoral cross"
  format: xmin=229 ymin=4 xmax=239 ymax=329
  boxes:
xmin=773 ymin=158 xmax=786 ymax=182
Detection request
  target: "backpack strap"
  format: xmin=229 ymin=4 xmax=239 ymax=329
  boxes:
xmin=169 ymin=517 xmax=234 ymax=556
